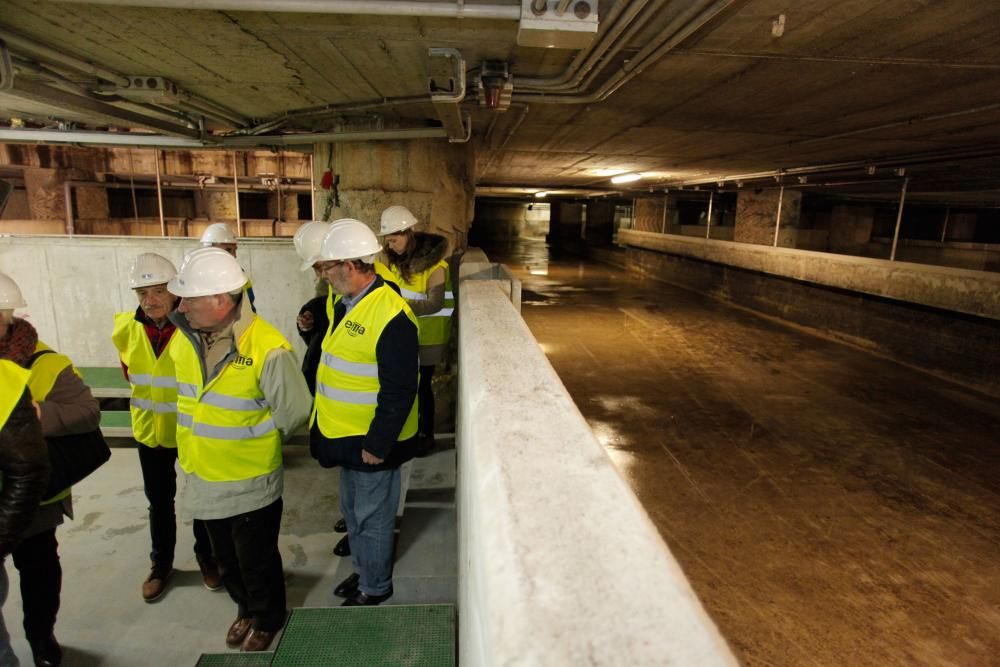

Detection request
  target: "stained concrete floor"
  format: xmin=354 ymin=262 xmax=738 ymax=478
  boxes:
xmin=3 ymin=443 xmax=456 ymax=666
xmin=485 ymin=237 xmax=1000 ymax=667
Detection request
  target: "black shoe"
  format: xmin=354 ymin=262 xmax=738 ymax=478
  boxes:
xmin=341 ymin=588 xmax=393 ymax=607
xmin=333 ymin=572 xmax=360 ymax=598
xmin=333 ymin=534 xmax=350 ymax=557
xmin=30 ymin=634 xmax=62 ymax=667
xmin=334 ymin=518 xmax=347 ymax=533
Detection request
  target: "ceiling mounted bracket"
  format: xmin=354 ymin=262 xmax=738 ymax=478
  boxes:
xmin=429 ymin=47 xmax=472 ymax=142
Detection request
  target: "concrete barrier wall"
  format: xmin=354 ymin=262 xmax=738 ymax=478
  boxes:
xmin=619 ymin=229 xmax=1000 ymax=320
xmin=457 ymin=277 xmax=736 ymax=666
xmin=0 ymin=235 xmax=315 ymax=366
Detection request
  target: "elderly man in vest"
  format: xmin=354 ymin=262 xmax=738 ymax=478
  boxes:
xmin=167 ymin=248 xmax=310 ymax=652
xmin=310 ymin=219 xmax=420 ymax=607
xmin=112 ymin=253 xmax=221 ymax=603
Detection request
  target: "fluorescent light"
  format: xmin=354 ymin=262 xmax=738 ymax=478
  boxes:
xmin=534 ymin=191 xmax=548 ymax=198
xmin=611 ymin=173 xmax=641 ymax=184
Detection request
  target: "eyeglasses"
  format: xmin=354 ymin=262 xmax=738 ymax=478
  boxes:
xmin=314 ymin=260 xmax=347 ymax=272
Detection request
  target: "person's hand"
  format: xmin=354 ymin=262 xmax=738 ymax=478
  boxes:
xmin=361 ymin=449 xmax=384 ymax=465
xmin=296 ymin=311 xmax=314 ymax=332
xmin=32 ymin=401 xmax=42 ymax=421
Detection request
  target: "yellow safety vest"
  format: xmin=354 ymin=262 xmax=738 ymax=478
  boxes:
xmin=26 ymin=341 xmax=78 ymax=504
xmin=170 ymin=316 xmax=291 ymax=482
xmin=0 ymin=359 xmax=31 ymax=430
xmin=376 ymin=261 xmax=454 ymax=348
xmin=111 ymin=312 xmax=178 ymax=448
xmin=313 ymin=282 xmax=419 ymax=440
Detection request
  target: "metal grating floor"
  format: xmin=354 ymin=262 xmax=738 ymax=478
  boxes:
xmin=270 ymin=605 xmax=455 ymax=667
xmin=195 ymin=653 xmax=274 ymax=666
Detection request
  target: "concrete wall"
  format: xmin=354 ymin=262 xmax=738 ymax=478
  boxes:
xmin=616 ymin=230 xmax=1000 ymax=393
xmin=457 ymin=274 xmax=736 ymax=666
xmin=313 ymin=139 xmax=474 ymax=251
xmin=0 ymin=235 xmax=315 ymax=367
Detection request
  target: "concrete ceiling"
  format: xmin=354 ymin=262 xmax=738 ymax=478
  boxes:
xmin=2 ymin=0 xmax=1000 ymax=203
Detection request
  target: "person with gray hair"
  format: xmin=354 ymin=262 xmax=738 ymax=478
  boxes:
xmin=167 ymin=248 xmax=311 ymax=652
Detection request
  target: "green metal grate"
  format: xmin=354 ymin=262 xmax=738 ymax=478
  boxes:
xmin=195 ymin=652 xmax=273 ymax=666
xmin=100 ymin=411 xmax=132 ymax=428
xmin=79 ymin=367 xmax=130 ymax=389
xmin=271 ymin=605 xmax=455 ymax=667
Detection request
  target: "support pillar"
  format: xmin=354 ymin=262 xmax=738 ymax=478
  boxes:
xmin=734 ymin=188 xmax=802 ymax=247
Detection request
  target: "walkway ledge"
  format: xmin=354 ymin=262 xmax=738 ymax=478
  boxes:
xmin=456 ymin=266 xmax=737 ymax=665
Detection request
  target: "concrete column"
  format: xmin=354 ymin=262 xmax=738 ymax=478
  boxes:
xmin=584 ymin=200 xmax=615 ymax=246
xmin=313 ymin=139 xmax=474 ymax=251
xmin=206 ymin=191 xmax=237 ymax=221
xmin=23 ymin=168 xmax=68 ymax=221
xmin=829 ymin=204 xmax=874 ymax=255
xmin=547 ymin=201 xmax=584 ymax=246
xmin=735 ymin=188 xmax=802 ymax=246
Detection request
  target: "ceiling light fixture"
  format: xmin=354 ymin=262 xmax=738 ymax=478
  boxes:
xmin=611 ymin=173 xmax=641 ymax=184
xmin=535 ymin=191 xmax=548 ymax=198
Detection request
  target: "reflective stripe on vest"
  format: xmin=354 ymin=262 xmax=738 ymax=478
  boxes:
xmin=27 ymin=342 xmax=78 ymax=504
xmin=170 ymin=315 xmax=291 ymax=482
xmin=111 ymin=312 xmax=179 ymax=448
xmin=313 ymin=283 xmax=419 ymax=440
xmin=376 ymin=260 xmax=453 ymax=348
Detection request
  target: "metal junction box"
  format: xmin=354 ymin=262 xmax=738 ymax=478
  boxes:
xmin=517 ymin=0 xmax=599 ymax=50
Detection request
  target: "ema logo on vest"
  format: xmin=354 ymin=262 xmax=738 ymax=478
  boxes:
xmin=344 ymin=319 xmax=366 ymax=337
xmin=231 ymin=354 xmax=255 ymax=369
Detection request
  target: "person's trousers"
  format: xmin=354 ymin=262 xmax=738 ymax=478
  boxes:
xmin=418 ymin=364 xmax=436 ymax=439
xmin=340 ymin=467 xmax=400 ymax=596
xmin=10 ymin=528 xmax=60 ymax=644
xmin=203 ymin=498 xmax=286 ymax=632
xmin=0 ymin=561 xmax=18 ymax=667
xmin=137 ymin=444 xmax=212 ymax=565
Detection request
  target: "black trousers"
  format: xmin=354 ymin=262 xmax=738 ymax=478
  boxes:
xmin=418 ymin=364 xmax=436 ymax=439
xmin=204 ymin=498 xmax=286 ymax=632
xmin=11 ymin=527 xmax=60 ymax=643
xmin=137 ymin=444 xmax=212 ymax=565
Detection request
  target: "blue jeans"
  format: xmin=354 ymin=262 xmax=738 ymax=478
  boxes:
xmin=340 ymin=467 xmax=400 ymax=596
xmin=0 ymin=561 xmax=18 ymax=667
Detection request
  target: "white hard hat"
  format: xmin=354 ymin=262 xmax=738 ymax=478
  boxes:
xmin=200 ymin=222 xmax=237 ymax=246
xmin=168 ymin=247 xmax=247 ymax=298
xmin=128 ymin=253 xmax=177 ymax=289
xmin=379 ymin=205 xmax=418 ymax=236
xmin=0 ymin=272 xmax=26 ymax=309
xmin=293 ymin=221 xmax=331 ymax=271
xmin=318 ymin=218 xmax=382 ymax=263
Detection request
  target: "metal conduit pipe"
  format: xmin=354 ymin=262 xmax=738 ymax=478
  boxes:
xmin=175 ymin=100 xmax=244 ymax=129
xmin=66 ymin=179 xmax=311 ymax=193
xmin=515 ymin=0 xmax=740 ymax=103
xmin=2 ymin=27 xmax=248 ymax=129
xmin=242 ymin=95 xmax=429 ymax=134
xmin=49 ymin=0 xmax=522 ymax=20
xmin=222 ymin=127 xmax=449 ymax=147
xmin=0 ymin=27 xmax=129 ymax=86
xmin=517 ymin=0 xmax=646 ymax=89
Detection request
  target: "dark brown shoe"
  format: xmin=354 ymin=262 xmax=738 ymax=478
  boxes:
xmin=142 ymin=561 xmax=173 ymax=603
xmin=197 ymin=554 xmax=224 ymax=591
xmin=29 ymin=634 xmax=62 ymax=667
xmin=241 ymin=628 xmax=277 ymax=652
xmin=225 ymin=617 xmax=253 ymax=648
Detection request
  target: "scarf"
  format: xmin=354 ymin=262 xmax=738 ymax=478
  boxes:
xmin=0 ymin=317 xmax=39 ymax=368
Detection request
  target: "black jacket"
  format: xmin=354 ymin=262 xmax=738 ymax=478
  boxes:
xmin=297 ymin=295 xmax=329 ymax=395
xmin=310 ymin=276 xmax=420 ymax=470
xmin=0 ymin=387 xmax=51 ymax=556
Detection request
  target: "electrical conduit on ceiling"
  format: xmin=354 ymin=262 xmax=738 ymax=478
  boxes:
xmin=47 ymin=0 xmax=522 ymax=20
xmin=515 ymin=0 xmax=743 ymax=103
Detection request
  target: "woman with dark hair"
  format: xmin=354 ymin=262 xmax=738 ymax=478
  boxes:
xmin=376 ymin=206 xmax=454 ymax=459
xmin=0 ymin=272 xmax=100 ymax=667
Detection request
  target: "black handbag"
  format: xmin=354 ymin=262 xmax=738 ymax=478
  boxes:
xmin=27 ymin=350 xmax=112 ymax=497
xmin=43 ymin=429 xmax=111 ymax=498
